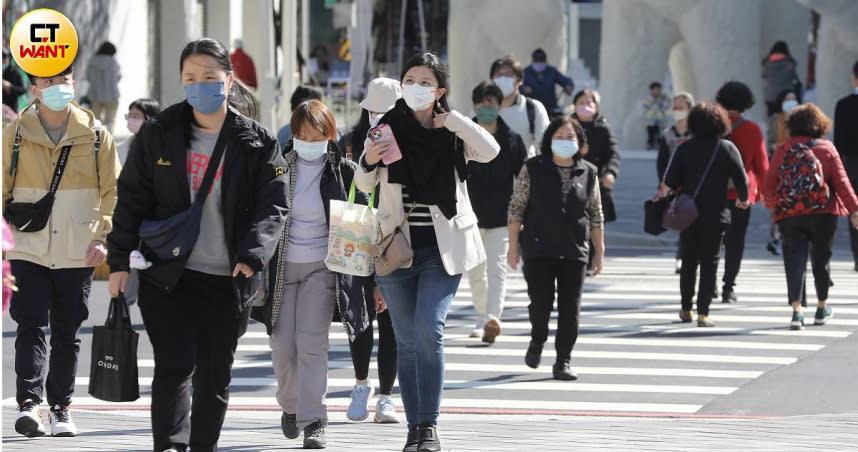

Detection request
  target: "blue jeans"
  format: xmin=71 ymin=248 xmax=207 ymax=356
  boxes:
xmin=375 ymin=247 xmax=462 ymax=427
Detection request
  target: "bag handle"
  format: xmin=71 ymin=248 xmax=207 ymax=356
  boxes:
xmin=692 ymin=141 xmax=721 ymax=198
xmin=106 ymin=293 xmax=132 ymax=329
xmin=347 ymin=180 xmax=376 ymax=207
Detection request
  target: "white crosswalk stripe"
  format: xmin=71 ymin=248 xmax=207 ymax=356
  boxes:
xmin=28 ymin=254 xmax=857 ymax=416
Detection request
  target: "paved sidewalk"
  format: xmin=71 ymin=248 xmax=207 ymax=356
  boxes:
xmin=3 ymin=407 xmax=858 ymax=451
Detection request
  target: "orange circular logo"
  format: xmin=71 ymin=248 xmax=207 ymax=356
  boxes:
xmin=9 ymin=9 xmax=78 ymax=77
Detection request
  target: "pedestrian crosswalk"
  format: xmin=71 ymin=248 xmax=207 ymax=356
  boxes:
xmin=7 ymin=254 xmax=857 ymax=417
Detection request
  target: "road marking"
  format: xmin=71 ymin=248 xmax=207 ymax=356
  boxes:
xmin=600 ymin=312 xmax=858 ymax=326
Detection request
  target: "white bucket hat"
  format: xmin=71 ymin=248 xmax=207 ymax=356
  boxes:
xmin=359 ymin=77 xmax=402 ymax=113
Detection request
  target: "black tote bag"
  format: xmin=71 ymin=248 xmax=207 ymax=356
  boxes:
xmin=644 ymin=194 xmax=672 ymax=236
xmin=88 ymin=293 xmax=140 ymax=402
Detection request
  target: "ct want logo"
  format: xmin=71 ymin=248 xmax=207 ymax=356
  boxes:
xmin=9 ymin=8 xmax=79 ymax=77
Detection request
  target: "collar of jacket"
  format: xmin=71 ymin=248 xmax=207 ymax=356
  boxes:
xmin=153 ymin=100 xmax=264 ymax=149
xmin=572 ymin=112 xmax=607 ymax=127
xmin=16 ymin=100 xmax=100 ymax=148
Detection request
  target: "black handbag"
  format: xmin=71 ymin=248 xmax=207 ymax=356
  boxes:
xmin=644 ymin=193 xmax=673 ymax=236
xmin=4 ymin=123 xmax=102 ymax=233
xmin=138 ymin=139 xmax=227 ymax=261
xmin=88 ymin=293 xmax=140 ymax=402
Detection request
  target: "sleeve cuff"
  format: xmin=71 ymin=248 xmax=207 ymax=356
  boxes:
xmin=360 ymin=155 xmax=379 ymax=172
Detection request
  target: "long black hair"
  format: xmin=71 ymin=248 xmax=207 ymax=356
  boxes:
xmin=350 ymin=109 xmax=371 ymax=162
xmin=401 ymin=52 xmax=450 ymax=114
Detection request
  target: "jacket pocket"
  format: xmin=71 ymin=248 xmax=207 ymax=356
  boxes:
xmin=68 ymin=212 xmax=98 ymax=260
xmin=11 ymin=225 xmax=50 ymax=257
xmin=453 ymin=212 xmax=478 ymax=230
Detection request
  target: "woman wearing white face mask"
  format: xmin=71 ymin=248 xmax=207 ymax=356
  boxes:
xmin=354 ymin=52 xmax=499 ymax=452
xmin=117 ymin=98 xmax=161 ymax=165
xmin=767 ymin=89 xmax=800 ymax=158
xmin=253 ymin=99 xmax=376 ymax=449
xmin=507 ymin=116 xmax=605 ymax=381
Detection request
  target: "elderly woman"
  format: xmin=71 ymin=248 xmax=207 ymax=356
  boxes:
xmin=507 ymin=116 xmax=605 ymax=381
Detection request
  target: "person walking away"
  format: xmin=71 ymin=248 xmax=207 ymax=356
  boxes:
xmin=520 ymin=48 xmax=574 ymax=116
xmin=229 ymin=39 xmax=258 ymax=89
xmin=571 ymin=89 xmax=619 ymax=273
xmin=466 ymin=81 xmax=528 ymax=344
xmin=86 ymin=42 xmax=121 ymax=133
xmin=3 ymin=48 xmax=27 ymax=113
xmin=657 ymin=92 xmax=695 ymax=274
xmin=106 ymin=38 xmax=288 ymax=452
xmin=763 ymin=104 xmax=858 ymax=329
xmin=339 ymin=77 xmax=402 ymax=424
xmin=3 ymin=64 xmax=120 ymax=438
xmin=490 ymin=56 xmax=549 ymax=158
xmin=715 ymin=82 xmax=769 ymax=304
xmin=644 ymin=82 xmax=670 ymax=150
xmin=762 ymin=41 xmax=801 ymax=117
xmin=508 ymin=116 xmax=605 ymax=380
xmin=664 ymin=102 xmax=750 ymax=327
xmin=278 ymin=85 xmax=324 ymax=148
xmin=250 ymin=99 xmax=375 ymax=448
xmin=765 ymin=89 xmax=800 ymax=256
xmin=355 ymin=52 xmax=499 ymax=452
xmin=833 ymin=61 xmax=858 ymax=272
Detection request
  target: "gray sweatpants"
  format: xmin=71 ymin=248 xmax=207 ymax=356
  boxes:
xmin=269 ymin=260 xmax=336 ymax=429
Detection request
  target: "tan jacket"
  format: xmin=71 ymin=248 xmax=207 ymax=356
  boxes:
xmin=354 ymin=110 xmax=500 ymax=275
xmin=2 ymin=101 xmax=120 ymax=269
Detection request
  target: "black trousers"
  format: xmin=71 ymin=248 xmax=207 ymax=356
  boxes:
xmin=778 ymin=215 xmax=838 ymax=302
xmin=9 ymin=260 xmax=92 ymax=406
xmin=524 ymin=258 xmax=587 ymax=363
xmin=723 ymin=204 xmax=752 ymax=291
xmin=845 ymin=158 xmax=858 ymax=261
xmin=680 ymin=221 xmax=726 ymax=316
xmin=646 ymin=125 xmax=661 ymax=148
xmin=139 ymin=269 xmax=244 ymax=452
xmin=349 ymin=307 xmax=397 ymax=395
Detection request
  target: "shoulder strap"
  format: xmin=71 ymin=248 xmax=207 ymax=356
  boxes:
xmin=731 ymin=118 xmax=747 ymax=132
xmin=524 ymin=97 xmax=536 ymax=138
xmin=9 ymin=123 xmax=21 ymax=177
xmin=47 ymin=145 xmax=74 ymax=197
xmin=693 ymin=141 xmax=721 ymax=198
xmin=194 ymin=140 xmax=227 ymax=206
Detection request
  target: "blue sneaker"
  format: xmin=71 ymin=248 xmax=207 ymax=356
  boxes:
xmin=790 ymin=311 xmax=805 ymax=330
xmin=346 ymin=382 xmax=374 ymax=421
xmin=814 ymin=306 xmax=833 ymax=325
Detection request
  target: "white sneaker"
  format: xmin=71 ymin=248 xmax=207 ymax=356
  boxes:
xmin=373 ymin=395 xmax=400 ymax=423
xmin=346 ymin=382 xmax=374 ymax=421
xmin=15 ymin=400 xmax=46 ymax=437
xmin=49 ymin=404 xmax=77 ymax=437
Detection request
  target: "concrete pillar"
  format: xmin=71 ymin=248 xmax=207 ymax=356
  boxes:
xmin=760 ymin=0 xmax=809 ymax=86
xmin=205 ymin=0 xmax=233 ymax=47
xmin=107 ymin=0 xmax=150 ymax=135
xmin=600 ymin=0 xmax=680 ymax=148
xmin=242 ymin=0 xmax=276 ymax=131
xmin=447 ymin=0 xmax=567 ymax=113
xmin=159 ymin=0 xmax=194 ymax=107
xmin=279 ymin=0 xmax=299 ymax=130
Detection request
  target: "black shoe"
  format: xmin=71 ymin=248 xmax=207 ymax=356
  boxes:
xmin=712 ymin=286 xmax=719 ymax=299
xmin=553 ymin=361 xmax=578 ymax=381
xmin=417 ymin=425 xmax=441 ymax=452
xmin=525 ymin=341 xmax=543 ymax=369
xmin=766 ymin=240 xmax=781 ymax=256
xmin=303 ymin=421 xmax=326 ymax=449
xmin=722 ymin=286 xmax=737 ymax=304
xmin=281 ymin=412 xmax=299 ymax=439
xmin=403 ymin=425 xmax=421 ymax=452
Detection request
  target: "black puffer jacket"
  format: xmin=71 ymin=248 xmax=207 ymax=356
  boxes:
xmin=573 ymin=113 xmax=620 ymax=222
xmin=107 ymin=102 xmax=288 ymax=310
xmin=250 ymin=141 xmax=373 ymax=341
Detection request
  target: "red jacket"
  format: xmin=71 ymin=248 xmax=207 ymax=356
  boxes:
xmin=764 ymin=137 xmax=858 ymax=222
xmin=727 ymin=114 xmax=769 ymax=203
xmin=230 ymin=49 xmax=258 ymax=89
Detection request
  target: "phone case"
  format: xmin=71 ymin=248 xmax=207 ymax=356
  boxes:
xmin=369 ymin=124 xmax=403 ymax=165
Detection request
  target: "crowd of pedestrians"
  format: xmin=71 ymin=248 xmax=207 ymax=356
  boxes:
xmin=2 ymin=33 xmax=858 ymax=452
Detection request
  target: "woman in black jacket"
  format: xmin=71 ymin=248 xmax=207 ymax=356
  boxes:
xmin=106 ymin=38 xmax=288 ymax=452
xmin=251 ymin=99 xmax=374 ymax=449
xmin=664 ymin=102 xmax=750 ymax=327
xmin=571 ymin=89 xmax=619 ymax=273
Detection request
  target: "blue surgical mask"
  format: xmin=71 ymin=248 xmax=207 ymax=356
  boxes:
xmin=781 ymin=99 xmax=798 ymax=113
xmin=184 ymin=81 xmax=226 ymax=114
xmin=40 ymin=83 xmax=75 ymax=112
xmin=293 ymin=138 xmax=328 ymax=161
xmin=551 ymin=139 xmax=579 ymax=158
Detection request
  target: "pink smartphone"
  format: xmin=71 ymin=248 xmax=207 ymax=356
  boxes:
xmin=369 ymin=124 xmax=403 ymax=165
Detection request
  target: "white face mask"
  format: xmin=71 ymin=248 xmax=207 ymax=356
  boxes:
xmin=671 ymin=110 xmax=688 ymax=121
xmin=369 ymin=112 xmax=383 ymax=128
xmin=781 ymin=99 xmax=799 ymax=113
xmin=493 ymin=76 xmax=516 ymax=97
xmin=401 ymin=84 xmax=437 ymax=111
xmin=293 ymin=138 xmax=328 ymax=161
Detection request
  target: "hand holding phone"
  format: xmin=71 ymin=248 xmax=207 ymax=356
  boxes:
xmin=368 ymin=124 xmax=403 ymax=165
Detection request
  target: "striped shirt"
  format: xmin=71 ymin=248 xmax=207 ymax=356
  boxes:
xmin=402 ymin=187 xmax=438 ymax=249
